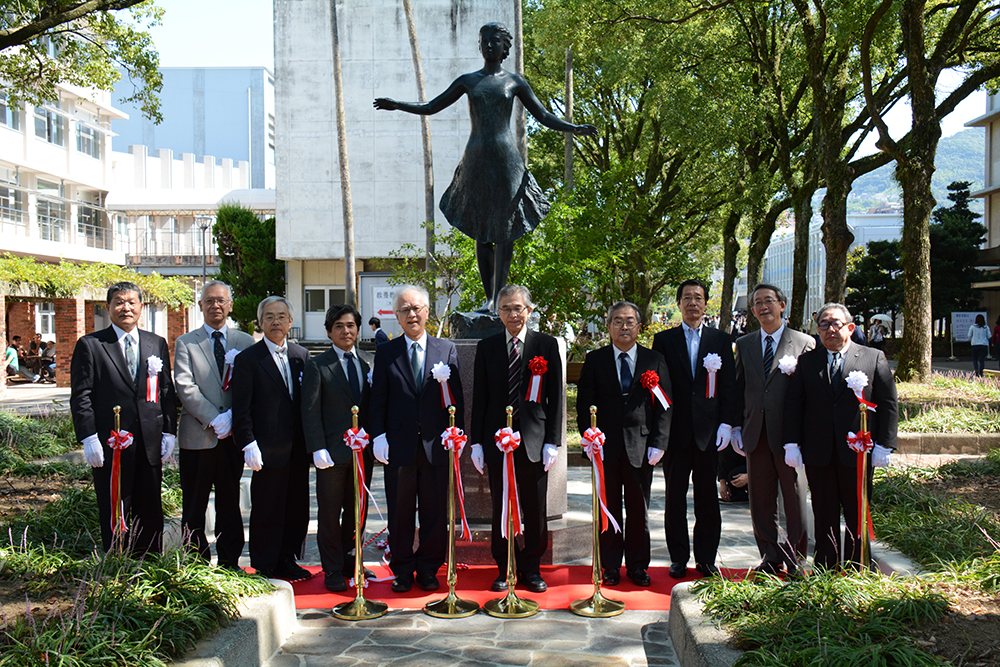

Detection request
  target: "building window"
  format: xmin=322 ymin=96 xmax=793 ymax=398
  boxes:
xmin=34 ymin=106 xmax=65 ymax=146
xmin=36 ymin=302 xmax=54 ymax=337
xmin=0 ymin=93 xmax=20 ymax=131
xmin=37 ymin=199 xmax=67 ymax=242
xmin=76 ymin=125 xmax=102 ymax=159
xmin=0 ymin=185 xmax=23 ymax=226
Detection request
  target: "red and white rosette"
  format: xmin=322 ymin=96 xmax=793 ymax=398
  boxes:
xmin=146 ymin=355 xmax=162 ymax=403
xmin=846 ymin=370 xmax=877 ymax=412
xmin=581 ymin=427 xmax=621 ymax=534
xmin=640 ymin=370 xmax=671 ymax=410
xmin=494 ymin=427 xmax=523 ymax=538
xmin=703 ymin=353 xmax=722 ymax=398
xmin=431 ymin=361 xmax=455 ymax=408
xmin=441 ymin=426 xmax=471 ymax=542
xmin=344 ymin=426 xmax=382 ymax=524
xmin=524 ymin=356 xmax=548 ymax=403
xmin=222 ymin=348 xmax=240 ymax=392
xmin=847 ymin=430 xmax=876 ymax=542
xmin=107 ymin=429 xmax=133 ymax=534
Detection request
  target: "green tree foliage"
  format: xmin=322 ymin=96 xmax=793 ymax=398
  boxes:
xmin=0 ymin=1 xmax=163 ymax=122
xmin=846 ymin=240 xmax=903 ymax=327
xmin=929 ymin=181 xmax=986 ymax=321
xmin=213 ymin=204 xmax=284 ymax=333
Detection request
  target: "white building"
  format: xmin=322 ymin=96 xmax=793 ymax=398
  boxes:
xmin=968 ymin=92 xmax=1000 ymax=318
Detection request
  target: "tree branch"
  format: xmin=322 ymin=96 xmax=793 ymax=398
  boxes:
xmin=0 ymin=0 xmax=145 ymax=51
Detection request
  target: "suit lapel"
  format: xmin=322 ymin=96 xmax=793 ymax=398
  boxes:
xmin=259 ymin=342 xmax=289 ymax=395
xmin=838 ymin=344 xmax=864 ymax=398
xmin=627 ymin=346 xmax=652 ymax=403
xmin=393 ymin=337 xmax=420 ymax=394
xmin=328 ymin=348 xmax=353 ymax=399
xmin=101 ymin=327 xmax=136 ymax=390
xmin=747 ymin=333 xmax=767 ymax=384
xmin=197 ymin=328 xmax=225 ymax=390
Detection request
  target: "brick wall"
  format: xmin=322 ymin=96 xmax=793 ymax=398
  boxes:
xmin=54 ymin=298 xmax=86 ymax=388
xmin=6 ymin=301 xmax=36 ymax=345
xmin=166 ymin=306 xmax=188 ymax=363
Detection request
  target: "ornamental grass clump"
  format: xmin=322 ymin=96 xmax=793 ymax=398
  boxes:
xmin=0 ymin=412 xmax=77 ymax=463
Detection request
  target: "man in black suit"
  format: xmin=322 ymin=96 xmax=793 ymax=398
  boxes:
xmin=652 ymin=279 xmax=736 ymax=578
xmin=577 ymin=301 xmax=671 ymax=587
xmin=369 ymin=285 xmax=464 ymax=593
xmin=70 ymin=281 xmax=177 ymax=555
xmin=469 ymin=284 xmax=563 ymax=593
xmin=232 ymin=296 xmax=311 ymax=581
xmin=784 ymin=302 xmax=898 ymax=569
xmin=301 ymin=304 xmax=374 ymax=592
xmin=369 ymin=316 xmax=389 ymax=346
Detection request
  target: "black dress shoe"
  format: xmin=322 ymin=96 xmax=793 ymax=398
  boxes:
xmin=341 ymin=567 xmax=378 ymax=580
xmin=416 ymin=573 xmax=440 ymax=591
xmin=520 ymin=572 xmax=547 ymax=593
xmin=490 ymin=577 xmax=509 ymax=592
xmin=273 ymin=560 xmax=312 ymax=582
xmin=391 ymin=576 xmax=413 ymax=593
xmin=752 ymin=560 xmax=782 ymax=575
xmin=695 ymin=562 xmax=720 ymax=577
xmin=627 ymin=568 xmax=651 ymax=586
xmin=602 ymin=568 xmax=620 ymax=586
xmin=324 ymin=572 xmax=348 ymax=592
xmin=668 ymin=563 xmax=687 ymax=579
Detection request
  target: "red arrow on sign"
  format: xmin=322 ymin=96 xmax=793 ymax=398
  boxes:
xmin=377 ymin=309 xmax=394 ymax=316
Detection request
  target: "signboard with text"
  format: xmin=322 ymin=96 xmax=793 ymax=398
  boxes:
xmin=951 ymin=312 xmax=987 ymax=342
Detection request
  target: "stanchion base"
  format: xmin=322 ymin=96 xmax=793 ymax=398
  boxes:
xmin=332 ymin=594 xmax=389 ymax=621
xmin=424 ymin=591 xmax=480 ymax=618
xmin=570 ymin=590 xmax=626 ymax=618
xmin=483 ymin=591 xmax=539 ymax=619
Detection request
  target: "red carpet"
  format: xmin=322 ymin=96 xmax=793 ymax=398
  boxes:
xmin=288 ymin=564 xmax=746 ymax=611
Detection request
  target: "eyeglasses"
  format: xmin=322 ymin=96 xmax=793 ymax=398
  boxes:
xmin=818 ymin=320 xmax=847 ymax=331
xmin=396 ymin=305 xmax=427 ymax=316
xmin=262 ymin=314 xmax=289 ymax=324
xmin=202 ymin=298 xmax=230 ymax=306
xmin=752 ymin=298 xmax=779 ymax=308
xmin=610 ymin=318 xmax=639 ymax=329
xmin=499 ymin=305 xmax=528 ymax=315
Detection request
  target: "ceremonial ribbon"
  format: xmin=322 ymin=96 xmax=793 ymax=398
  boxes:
xmin=344 ymin=427 xmax=383 ymax=525
xmin=525 ymin=356 xmax=548 ymax=403
xmin=107 ymin=429 xmax=133 ymax=534
xmin=441 ymin=426 xmax=471 ymax=542
xmin=847 ymin=430 xmax=876 ymax=542
xmin=640 ymin=370 xmax=671 ymax=410
xmin=703 ymin=353 xmax=722 ymax=399
xmin=431 ymin=361 xmax=455 ymax=408
xmin=145 ymin=355 xmax=163 ymax=404
xmin=581 ymin=427 xmax=622 ymax=534
xmin=495 ymin=427 xmax=523 ymax=538
xmin=222 ymin=364 xmax=233 ymax=392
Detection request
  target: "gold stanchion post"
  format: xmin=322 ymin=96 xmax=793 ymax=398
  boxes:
xmin=112 ymin=405 xmax=123 ymax=552
xmin=570 ymin=406 xmax=625 ymax=617
xmin=424 ymin=406 xmax=480 ymax=618
xmin=859 ymin=403 xmax=871 ymax=569
xmin=484 ymin=406 xmax=539 ymax=618
xmin=332 ymin=406 xmax=389 ymax=620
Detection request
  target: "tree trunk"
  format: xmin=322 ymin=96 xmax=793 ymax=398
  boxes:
xmin=564 ymin=46 xmax=574 ymax=191
xmin=821 ymin=163 xmax=854 ymax=303
xmin=790 ymin=186 xmax=815 ymax=329
xmin=719 ymin=208 xmax=741 ymax=334
xmin=330 ymin=0 xmax=355 ymax=304
xmin=746 ymin=202 xmax=784 ymax=295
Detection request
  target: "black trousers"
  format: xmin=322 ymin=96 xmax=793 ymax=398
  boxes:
xmin=179 ymin=437 xmax=246 ymax=568
xmin=601 ymin=447 xmax=653 ymax=572
xmin=663 ymin=443 xmax=720 ymax=566
xmin=315 ymin=449 xmax=374 ymax=577
xmin=487 ymin=445 xmax=548 ymax=577
xmin=93 ymin=434 xmax=162 ymax=555
xmin=384 ymin=445 xmax=447 ymax=580
xmin=805 ymin=456 xmax=873 ymax=569
xmin=248 ymin=445 xmax=310 ymax=573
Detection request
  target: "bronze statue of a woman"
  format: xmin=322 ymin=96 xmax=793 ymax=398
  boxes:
xmin=375 ymin=22 xmax=596 ymax=313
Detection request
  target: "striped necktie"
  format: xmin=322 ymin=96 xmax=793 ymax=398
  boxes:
xmin=763 ymin=335 xmax=774 ymax=379
xmin=509 ymin=336 xmax=521 ymax=419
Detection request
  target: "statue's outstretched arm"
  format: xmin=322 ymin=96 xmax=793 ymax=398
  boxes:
xmin=374 ymin=77 xmax=466 ymax=115
xmin=515 ymin=74 xmax=597 ymax=137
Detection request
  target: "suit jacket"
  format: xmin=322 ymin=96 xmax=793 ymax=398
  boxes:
xmin=174 ymin=327 xmax=256 ymax=451
xmin=301 ymin=345 xmax=373 ymax=463
xmin=784 ymin=342 xmax=898 ymax=468
xmin=374 ymin=328 xmax=389 ymax=346
xmin=734 ymin=327 xmax=816 ymax=455
xmin=576 ymin=344 xmax=671 ymax=468
xmin=70 ymin=326 xmax=177 ymax=465
xmin=652 ymin=324 xmax=736 ymax=452
xmin=471 ymin=329 xmax=563 ymax=464
xmin=231 ymin=339 xmax=308 ymax=468
xmin=368 ymin=334 xmax=464 ymax=467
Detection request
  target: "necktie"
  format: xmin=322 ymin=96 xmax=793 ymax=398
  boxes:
xmin=687 ymin=327 xmax=699 ymax=376
xmin=619 ymin=351 xmax=632 ymax=399
xmin=509 ymin=336 xmax=521 ymax=419
xmin=124 ymin=334 xmax=137 ymax=381
xmin=830 ymin=351 xmax=842 ymax=386
xmin=276 ymin=345 xmax=291 ymax=398
xmin=344 ymin=351 xmax=361 ymax=404
xmin=410 ymin=342 xmax=422 ymax=391
xmin=763 ymin=335 xmax=774 ymax=380
xmin=212 ymin=331 xmax=226 ymax=378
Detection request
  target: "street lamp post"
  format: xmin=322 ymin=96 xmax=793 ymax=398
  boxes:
xmin=196 ymin=215 xmax=212 ymax=290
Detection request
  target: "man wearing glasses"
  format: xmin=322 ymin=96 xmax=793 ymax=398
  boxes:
xmin=174 ymin=281 xmax=255 ymax=570
xmin=369 ymin=285 xmax=464 ymax=593
xmin=470 ymin=284 xmax=563 ymax=593
xmin=783 ymin=303 xmax=898 ymax=569
xmin=733 ymin=284 xmax=814 ymax=576
xmin=577 ymin=301 xmax=671 ymax=586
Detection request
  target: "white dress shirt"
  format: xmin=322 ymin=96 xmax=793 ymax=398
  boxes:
xmin=681 ymin=322 xmax=702 ymax=375
xmin=263 ymin=336 xmax=293 ymax=398
xmin=760 ymin=323 xmax=784 ymax=358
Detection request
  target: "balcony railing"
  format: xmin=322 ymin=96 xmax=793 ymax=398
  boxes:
xmin=38 ymin=214 xmax=67 ymax=243
xmin=77 ymin=221 xmax=113 ymax=250
xmin=133 ymin=229 xmax=215 ymax=257
xmin=0 ymin=204 xmax=25 ymax=235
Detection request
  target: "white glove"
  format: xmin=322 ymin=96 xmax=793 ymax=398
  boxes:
xmin=209 ymin=410 xmax=233 ymax=439
xmin=243 ymin=441 xmax=263 ymax=471
xmin=646 ymin=447 xmax=664 ymax=466
xmin=872 ymin=443 xmax=892 ymax=468
xmin=373 ymin=434 xmax=389 ymax=464
xmin=542 ymin=443 xmax=558 ymax=472
xmin=160 ymin=433 xmax=176 ymax=463
xmin=82 ymin=433 xmax=104 ymax=467
xmin=313 ymin=449 xmax=335 ymax=469
xmin=470 ymin=444 xmax=485 ymax=474
xmin=715 ymin=423 xmax=732 ymax=451
xmin=783 ymin=443 xmax=803 ymax=468
xmin=731 ymin=427 xmax=746 ymax=457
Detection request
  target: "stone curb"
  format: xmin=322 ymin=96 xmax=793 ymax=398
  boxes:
xmin=171 ymin=580 xmax=297 ymax=667
xmin=897 ymin=432 xmax=1000 ymax=456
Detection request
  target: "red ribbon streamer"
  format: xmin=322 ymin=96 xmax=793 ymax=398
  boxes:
xmin=107 ymin=430 xmax=133 ymax=534
xmin=146 ymin=375 xmax=158 ymax=403
xmin=222 ymin=364 xmax=232 ymax=392
xmin=581 ymin=427 xmax=621 ymax=534
xmin=525 ymin=356 xmax=548 ymax=403
xmin=705 ymin=370 xmax=717 ymax=398
xmin=438 ymin=380 xmax=455 ymax=408
xmin=441 ymin=426 xmax=471 ymax=542
xmin=495 ymin=427 xmax=522 ymax=538
xmin=640 ymin=370 xmax=671 ymax=410
xmin=848 ymin=430 xmax=876 ymax=542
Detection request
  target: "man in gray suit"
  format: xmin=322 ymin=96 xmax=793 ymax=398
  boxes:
xmin=301 ymin=304 xmax=374 ymax=592
xmin=174 ymin=281 xmax=256 ymax=569
xmin=733 ymin=284 xmax=815 ymax=575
